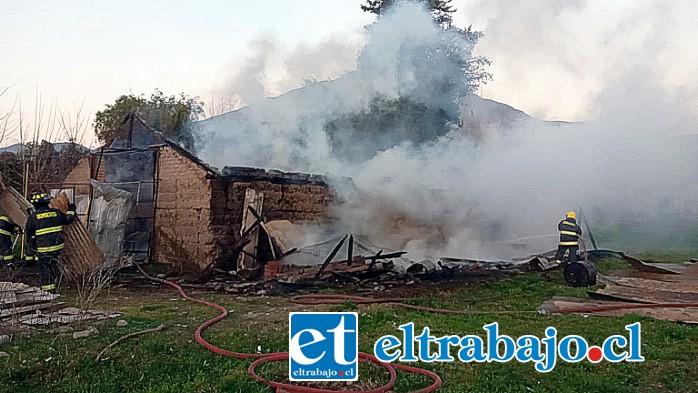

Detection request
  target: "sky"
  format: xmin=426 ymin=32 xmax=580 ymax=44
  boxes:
xmin=1 ymin=0 xmax=697 ymax=147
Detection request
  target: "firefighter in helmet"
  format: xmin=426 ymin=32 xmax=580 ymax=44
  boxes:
xmin=0 ymin=211 xmax=20 ymax=267
xmin=25 ymin=192 xmax=77 ymax=292
xmin=555 ymin=211 xmax=582 ymax=265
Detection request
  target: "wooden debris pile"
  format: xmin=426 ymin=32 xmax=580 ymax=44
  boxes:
xmin=539 ymin=252 xmax=698 ymax=324
xmin=0 ymin=281 xmax=61 ymax=323
xmin=261 ymin=233 xmax=526 ymax=288
xmin=1 ymin=281 xmax=120 ymax=326
xmin=0 ymin=181 xmax=32 ymax=228
xmin=265 ymin=257 xmax=377 ymax=282
xmin=0 ymin=177 xmax=105 ymax=280
xmin=18 ymin=307 xmax=121 ymax=326
xmin=539 ymin=296 xmax=698 ymax=324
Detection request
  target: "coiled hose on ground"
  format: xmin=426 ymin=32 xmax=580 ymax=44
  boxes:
xmin=138 ymin=267 xmax=441 ymax=393
xmin=137 ymin=267 xmax=698 ymax=392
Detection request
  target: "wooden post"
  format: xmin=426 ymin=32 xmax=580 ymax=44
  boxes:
xmin=367 ymin=250 xmax=383 ymax=271
xmin=20 ymin=155 xmax=31 ymax=257
xmin=315 ymin=235 xmax=348 ymax=280
xmin=236 ymin=189 xmax=264 ymax=278
xmin=347 ymin=235 xmax=354 ymax=266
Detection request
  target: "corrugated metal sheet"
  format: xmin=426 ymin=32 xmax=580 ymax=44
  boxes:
xmin=0 ymin=183 xmax=32 ymax=227
xmin=87 ymin=180 xmax=134 ymax=267
xmin=0 ymin=181 xmax=105 ymax=279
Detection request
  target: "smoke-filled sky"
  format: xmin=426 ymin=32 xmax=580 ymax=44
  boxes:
xmin=190 ymin=2 xmax=697 ymax=259
xmin=2 ymin=0 xmax=696 ymax=258
xmin=2 ymin=0 xmax=697 ymax=147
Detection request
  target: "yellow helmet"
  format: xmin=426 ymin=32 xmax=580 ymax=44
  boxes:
xmin=29 ymin=192 xmax=52 ymax=206
xmin=566 ymin=211 xmax=577 ymax=220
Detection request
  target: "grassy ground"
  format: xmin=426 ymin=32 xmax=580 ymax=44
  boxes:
xmin=1 ymin=254 xmax=697 ymax=393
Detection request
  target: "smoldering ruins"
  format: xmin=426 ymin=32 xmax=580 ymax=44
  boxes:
xmin=193 ymin=3 xmax=698 ymax=263
xmin=57 ymin=114 xmax=337 ymax=276
xmin=3 ymin=3 xmax=697 ymax=286
xmin=4 ymin=4 xmax=698 ymax=392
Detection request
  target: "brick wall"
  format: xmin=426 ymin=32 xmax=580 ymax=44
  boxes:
xmin=62 ymin=157 xmax=91 ymax=195
xmin=153 ymin=146 xmax=335 ymax=273
xmin=217 ymin=179 xmax=332 ymax=272
xmin=221 ymin=166 xmax=333 ymax=224
xmin=153 ymin=146 xmax=216 ymax=271
xmin=90 ymin=154 xmax=106 ymax=182
xmin=61 ymin=154 xmax=106 ymax=194
xmin=227 ymin=181 xmax=331 ymax=224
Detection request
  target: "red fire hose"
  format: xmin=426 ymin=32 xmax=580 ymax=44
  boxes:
xmin=138 ymin=268 xmax=442 ymax=393
xmin=138 ymin=267 xmax=698 ymax=392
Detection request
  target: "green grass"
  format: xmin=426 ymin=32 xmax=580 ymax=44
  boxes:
xmin=1 ymin=258 xmax=696 ymax=393
xmin=593 ymin=226 xmax=698 ymax=256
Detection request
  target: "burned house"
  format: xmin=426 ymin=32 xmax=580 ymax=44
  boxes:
xmin=62 ymin=114 xmax=336 ymax=275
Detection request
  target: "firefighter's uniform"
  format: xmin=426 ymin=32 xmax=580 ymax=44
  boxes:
xmin=0 ymin=214 xmax=20 ymax=266
xmin=25 ymin=193 xmax=76 ymax=292
xmin=554 ymin=211 xmax=582 ymax=263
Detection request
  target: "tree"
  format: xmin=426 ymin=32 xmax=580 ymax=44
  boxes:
xmin=361 ymin=0 xmax=490 ymax=94
xmin=0 ymin=84 xmax=19 ymax=147
xmin=325 ymin=96 xmax=453 ymax=162
xmin=94 ymin=89 xmax=203 ymax=151
xmin=203 ymin=91 xmax=241 ymax=118
xmin=362 ymin=0 xmax=456 ymax=26
xmin=320 ymin=0 xmax=491 ymax=161
xmin=0 ymin=88 xmax=89 ymax=197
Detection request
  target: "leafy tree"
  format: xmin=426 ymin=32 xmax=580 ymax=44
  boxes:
xmin=361 ymin=0 xmax=491 ymax=92
xmin=362 ymin=0 xmax=456 ymax=26
xmin=94 ymin=89 xmax=203 ymax=151
xmin=325 ymin=96 xmax=452 ymax=162
xmin=322 ymin=0 xmax=491 ymax=161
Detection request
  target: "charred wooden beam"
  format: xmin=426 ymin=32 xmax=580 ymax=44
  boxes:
xmin=374 ymin=251 xmax=407 ymax=260
xmin=281 ymin=248 xmax=298 ymax=257
xmin=367 ymin=250 xmax=383 ymax=271
xmin=347 ymin=235 xmax=354 ymax=266
xmin=240 ymin=216 xmax=263 ymax=239
xmin=314 ymin=235 xmax=348 ymax=279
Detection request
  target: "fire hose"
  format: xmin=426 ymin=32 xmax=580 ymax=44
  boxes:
xmin=137 ymin=266 xmax=442 ymax=393
xmin=137 ymin=267 xmax=698 ymax=392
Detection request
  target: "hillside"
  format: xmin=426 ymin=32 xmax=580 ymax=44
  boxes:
xmin=0 ymin=142 xmax=90 ymax=154
xmin=193 ymin=79 xmax=566 ymax=168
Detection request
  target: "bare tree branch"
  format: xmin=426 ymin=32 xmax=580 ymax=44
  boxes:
xmin=203 ymin=91 xmax=241 ymax=118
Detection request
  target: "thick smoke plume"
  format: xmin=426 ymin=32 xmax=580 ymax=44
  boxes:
xmin=220 ymin=32 xmax=366 ymax=107
xmin=461 ymin=0 xmax=698 ymax=121
xmin=197 ymin=3 xmax=698 ymax=260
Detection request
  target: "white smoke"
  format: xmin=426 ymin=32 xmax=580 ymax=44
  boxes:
xmin=218 ymin=31 xmax=367 ymax=107
xmin=461 ymin=0 xmax=698 ymax=121
xmin=197 ymin=3 xmax=473 ymax=172
xmin=197 ymin=2 xmax=698 ymax=259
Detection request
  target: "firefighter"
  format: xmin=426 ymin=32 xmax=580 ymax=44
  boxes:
xmin=25 ymin=192 xmax=77 ymax=293
xmin=0 ymin=212 xmax=20 ymax=267
xmin=554 ymin=211 xmax=582 ymax=265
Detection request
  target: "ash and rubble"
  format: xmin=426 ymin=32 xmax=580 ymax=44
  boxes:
xmin=1 ymin=281 xmax=120 ymax=334
xmin=539 ymin=251 xmax=698 ymax=324
xmin=194 ymin=3 xmax=698 ymax=266
xmin=1 ymin=4 xmax=696 ymax=302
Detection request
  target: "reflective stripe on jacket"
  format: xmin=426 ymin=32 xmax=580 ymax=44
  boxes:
xmin=25 ymin=206 xmax=76 ymax=255
xmin=0 ymin=215 xmax=19 ymax=255
xmin=558 ymin=218 xmax=582 ymax=246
